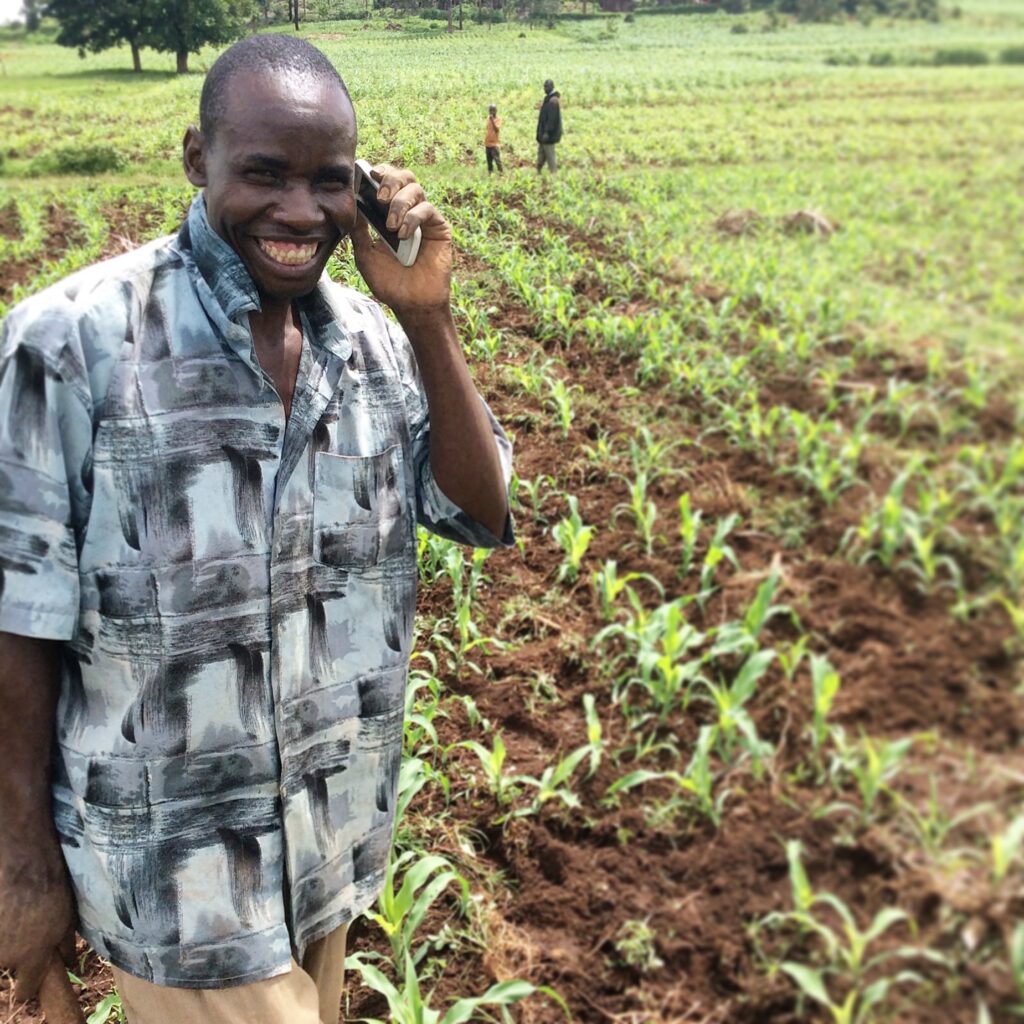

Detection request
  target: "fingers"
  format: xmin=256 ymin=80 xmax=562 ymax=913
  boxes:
xmin=369 ymin=166 xmax=452 ymax=242
xmin=382 ymin=181 xmax=426 ymax=235
xmin=14 ymin=946 xmax=51 ymax=1003
xmin=372 ymin=164 xmax=415 ymax=203
xmin=398 ymin=201 xmax=451 ymax=243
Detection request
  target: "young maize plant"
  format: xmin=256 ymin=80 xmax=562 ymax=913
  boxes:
xmin=460 ymin=733 xmax=517 ymax=809
xmin=369 ymin=849 xmax=470 ymax=974
xmin=581 ymin=694 xmax=606 ymax=779
xmin=430 ymin=547 xmax=498 ymax=671
xmin=808 ymin=654 xmax=842 ymax=763
xmin=990 ymin=812 xmax=1024 ymax=886
xmin=627 ymin=425 xmax=682 ymax=480
xmin=824 ymin=733 xmax=914 ymax=829
xmin=696 ymin=648 xmax=775 ymax=772
xmin=677 ymin=493 xmax=704 ymax=578
xmin=590 ymin=559 xmax=663 ymax=622
xmin=512 ymin=744 xmax=591 ymax=818
xmin=514 ymin=473 xmax=556 ymax=527
xmin=606 ymin=725 xmax=725 ymax=827
xmin=778 ymin=635 xmax=810 ymax=683
xmin=604 ymin=598 xmax=707 ymax=725
xmin=545 ymin=375 xmax=579 ymax=440
xmin=344 ymin=951 xmax=560 ymax=1024
xmin=552 ymin=495 xmax=596 ymax=585
xmin=757 ymin=841 xmax=947 ymax=1024
xmin=612 ymin=469 xmax=659 ymax=557
xmin=404 ymin=666 xmax=446 ymax=762
xmin=894 ymin=777 xmax=988 ymax=865
xmin=709 ymin=570 xmax=793 ymax=658
xmin=696 ymin=513 xmax=741 ymax=608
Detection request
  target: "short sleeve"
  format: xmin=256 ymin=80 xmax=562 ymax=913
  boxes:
xmin=385 ymin=318 xmax=514 ymax=549
xmin=0 ymin=307 xmax=91 ymax=640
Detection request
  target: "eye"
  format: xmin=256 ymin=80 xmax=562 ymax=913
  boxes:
xmin=245 ymin=169 xmax=280 ymax=185
xmin=316 ymin=175 xmax=349 ymax=192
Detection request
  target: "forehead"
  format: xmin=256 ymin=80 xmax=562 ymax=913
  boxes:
xmin=217 ymin=69 xmax=355 ymax=150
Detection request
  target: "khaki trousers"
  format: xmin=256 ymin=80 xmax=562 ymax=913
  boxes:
xmin=111 ymin=924 xmax=349 ymax=1024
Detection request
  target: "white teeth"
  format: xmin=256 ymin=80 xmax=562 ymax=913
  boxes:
xmin=257 ymin=239 xmax=318 ymax=266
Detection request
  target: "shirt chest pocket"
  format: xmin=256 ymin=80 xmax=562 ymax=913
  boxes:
xmin=313 ymin=446 xmax=410 ymax=569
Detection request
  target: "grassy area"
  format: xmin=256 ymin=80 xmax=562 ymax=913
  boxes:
xmin=1 ymin=4 xmax=1023 ymax=1022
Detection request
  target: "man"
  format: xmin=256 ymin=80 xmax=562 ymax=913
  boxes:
xmin=535 ymin=79 xmax=562 ymax=174
xmin=484 ymin=103 xmax=503 ymax=174
xmin=0 ymin=33 xmax=511 ymax=1024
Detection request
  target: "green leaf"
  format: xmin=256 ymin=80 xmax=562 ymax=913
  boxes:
xmin=780 ymin=962 xmax=835 ymax=1010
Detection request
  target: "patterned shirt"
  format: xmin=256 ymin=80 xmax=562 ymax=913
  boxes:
xmin=0 ymin=196 xmax=512 ymax=989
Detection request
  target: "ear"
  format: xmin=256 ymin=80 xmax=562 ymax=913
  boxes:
xmin=182 ymin=125 xmax=208 ymax=187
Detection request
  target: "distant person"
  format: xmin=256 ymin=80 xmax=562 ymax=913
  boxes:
xmin=484 ymin=103 xmax=503 ymax=174
xmin=535 ymin=78 xmax=562 ymax=174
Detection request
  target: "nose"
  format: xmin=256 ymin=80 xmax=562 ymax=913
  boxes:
xmin=273 ymin=182 xmax=324 ymax=234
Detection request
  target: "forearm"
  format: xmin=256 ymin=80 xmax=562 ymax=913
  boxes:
xmin=0 ymin=634 xmax=61 ymax=824
xmin=396 ymin=307 xmax=508 ymax=538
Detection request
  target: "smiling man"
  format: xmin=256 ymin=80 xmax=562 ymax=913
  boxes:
xmin=0 ymin=34 xmax=511 ymax=1024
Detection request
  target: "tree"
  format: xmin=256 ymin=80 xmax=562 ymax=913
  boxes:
xmin=46 ymin=0 xmax=153 ymax=72
xmin=144 ymin=0 xmax=249 ymax=73
xmin=22 ymin=0 xmax=44 ymax=30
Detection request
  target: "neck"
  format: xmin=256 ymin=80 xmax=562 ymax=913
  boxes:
xmin=249 ymin=298 xmax=296 ymax=338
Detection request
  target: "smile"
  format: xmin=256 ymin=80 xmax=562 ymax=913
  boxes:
xmin=256 ymin=239 xmax=319 ymax=266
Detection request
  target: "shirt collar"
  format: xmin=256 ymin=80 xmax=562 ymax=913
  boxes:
xmin=180 ymin=194 xmax=353 ymax=364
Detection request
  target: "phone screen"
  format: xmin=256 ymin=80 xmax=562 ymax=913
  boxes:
xmin=355 ymin=165 xmax=403 ymax=253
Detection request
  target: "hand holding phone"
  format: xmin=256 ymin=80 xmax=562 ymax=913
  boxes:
xmin=354 ymin=159 xmax=422 ymax=268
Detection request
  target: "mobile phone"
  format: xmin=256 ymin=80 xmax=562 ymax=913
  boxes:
xmin=354 ymin=159 xmax=422 ymax=268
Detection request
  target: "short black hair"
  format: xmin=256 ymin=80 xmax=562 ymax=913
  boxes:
xmin=200 ymin=34 xmax=350 ymax=140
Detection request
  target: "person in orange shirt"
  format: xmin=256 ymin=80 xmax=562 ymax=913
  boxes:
xmin=484 ymin=104 xmax=503 ymax=174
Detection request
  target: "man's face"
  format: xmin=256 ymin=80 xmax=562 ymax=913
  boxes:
xmin=184 ymin=70 xmax=357 ymax=306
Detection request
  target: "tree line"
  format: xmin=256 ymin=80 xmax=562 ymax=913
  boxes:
xmin=25 ymin=0 xmax=597 ymax=72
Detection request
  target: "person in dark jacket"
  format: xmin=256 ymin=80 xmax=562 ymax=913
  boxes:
xmin=535 ymin=78 xmax=562 ymax=174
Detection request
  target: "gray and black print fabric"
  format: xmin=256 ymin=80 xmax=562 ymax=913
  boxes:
xmin=0 ymin=196 xmax=513 ymax=989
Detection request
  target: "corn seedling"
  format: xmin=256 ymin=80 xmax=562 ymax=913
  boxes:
xmin=460 ymin=734 xmax=517 ymax=808
xmin=612 ymin=469 xmax=659 ymax=556
xmin=513 ymin=744 xmax=590 ymax=817
xmin=778 ymin=635 xmax=810 ymax=682
xmin=607 ymin=725 xmax=725 ymax=826
xmin=678 ymin=493 xmax=704 ymax=577
xmin=370 ymin=849 xmax=470 ymax=972
xmin=515 ymin=473 xmax=556 ymax=525
xmin=710 ymin=570 xmax=793 ymax=658
xmin=545 ymin=376 xmax=579 ymax=439
xmin=759 ymin=842 xmax=945 ymax=1024
xmin=590 ymin=559 xmax=663 ymax=621
xmin=696 ymin=649 xmax=775 ymax=770
xmin=808 ymin=654 xmax=842 ymax=761
xmin=990 ymin=813 xmax=1024 ymax=885
xmin=345 ymin=951 xmax=561 ymax=1024
xmin=581 ymin=693 xmax=606 ymax=778
xmin=614 ymin=599 xmax=707 ymax=723
xmin=895 ymin=778 xmax=988 ymax=863
xmin=825 ymin=734 xmax=914 ymax=828
xmin=697 ymin=513 xmax=740 ymax=608
xmin=84 ymin=992 xmax=124 ymax=1024
xmin=552 ymin=496 xmax=596 ymax=584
